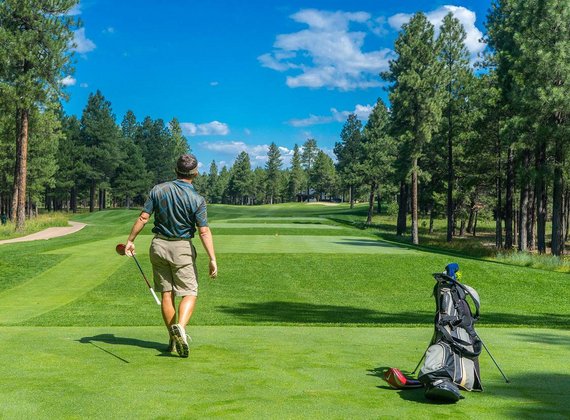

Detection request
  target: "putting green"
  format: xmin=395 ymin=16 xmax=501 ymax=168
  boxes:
xmin=214 ymin=235 xmax=417 ymax=254
xmin=210 ymin=223 xmax=344 ymax=229
xmin=0 ymin=326 xmax=568 ymax=419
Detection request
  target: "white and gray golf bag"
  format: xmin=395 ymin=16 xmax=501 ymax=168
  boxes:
xmin=418 ymin=266 xmax=483 ymax=402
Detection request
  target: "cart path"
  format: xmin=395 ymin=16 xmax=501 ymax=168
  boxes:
xmin=0 ymin=221 xmax=87 ymax=245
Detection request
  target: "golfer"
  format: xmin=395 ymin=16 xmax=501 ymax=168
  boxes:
xmin=125 ymin=154 xmax=217 ymax=358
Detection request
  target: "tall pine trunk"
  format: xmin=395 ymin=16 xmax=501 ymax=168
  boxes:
xmin=396 ymin=180 xmax=407 ymax=236
xmin=504 ymin=147 xmax=514 ymax=249
xmin=11 ymin=109 xmax=29 ymax=231
xmin=366 ymin=182 xmax=376 ymax=225
xmin=446 ymin=111 xmax=454 ymax=243
xmin=536 ymin=139 xmax=547 ymax=254
xmin=519 ymin=180 xmax=529 ymax=251
xmin=551 ymin=136 xmax=565 ymax=256
xmin=527 ymin=181 xmax=536 ymax=250
xmin=70 ymin=186 xmax=77 ymax=213
xmin=411 ymin=157 xmax=419 ymax=245
xmin=495 ymin=136 xmax=503 ymax=248
xmin=89 ymin=180 xmax=96 ymax=212
xmin=564 ymin=187 xmax=570 ymax=242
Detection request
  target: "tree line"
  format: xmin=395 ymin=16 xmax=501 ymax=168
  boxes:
xmin=1 ymin=0 xmax=568 ymax=256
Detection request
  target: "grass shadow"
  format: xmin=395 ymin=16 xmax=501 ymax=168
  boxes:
xmin=78 ymin=333 xmax=176 ymax=358
xmin=217 ymin=301 xmax=570 ymax=328
xmin=217 ymin=301 xmax=431 ymax=324
xmin=490 ymin=372 xmax=570 ymax=418
xmin=512 ymin=331 xmax=570 ymax=346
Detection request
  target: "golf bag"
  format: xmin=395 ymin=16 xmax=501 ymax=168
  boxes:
xmin=418 ymin=263 xmax=483 ymax=402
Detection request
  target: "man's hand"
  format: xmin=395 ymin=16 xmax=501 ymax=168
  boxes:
xmin=125 ymin=240 xmax=136 ymax=257
xmin=209 ymin=260 xmax=218 ymax=279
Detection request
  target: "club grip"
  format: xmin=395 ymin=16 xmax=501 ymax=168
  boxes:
xmin=150 ymin=288 xmax=161 ymax=305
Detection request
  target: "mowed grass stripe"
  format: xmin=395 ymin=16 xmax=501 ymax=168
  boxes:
xmin=214 ymin=235 xmax=416 ymax=254
xmin=0 ymin=326 xmax=568 ymax=419
xmin=0 ymin=237 xmax=129 ymax=325
xmin=210 ymin=223 xmax=344 ymax=229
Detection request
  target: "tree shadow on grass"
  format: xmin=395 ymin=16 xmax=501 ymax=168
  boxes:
xmin=369 ymin=366 xmax=570 ymax=414
xmin=217 ymin=301 xmax=570 ymax=327
xmin=511 ymin=331 xmax=570 ymax=346
xmin=79 ymin=334 xmax=175 ymax=361
xmin=217 ymin=301 xmax=430 ymax=324
xmin=486 ymin=372 xmax=570 ymax=418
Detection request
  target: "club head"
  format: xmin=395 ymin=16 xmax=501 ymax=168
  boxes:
xmin=115 ymin=243 xmax=126 ymax=256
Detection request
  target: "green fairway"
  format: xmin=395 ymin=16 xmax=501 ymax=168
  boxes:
xmin=1 ymin=326 xmax=569 ymax=419
xmin=0 ymin=203 xmax=569 ymax=419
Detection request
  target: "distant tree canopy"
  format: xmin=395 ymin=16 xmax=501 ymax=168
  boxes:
xmin=0 ymin=1 xmax=569 ymax=256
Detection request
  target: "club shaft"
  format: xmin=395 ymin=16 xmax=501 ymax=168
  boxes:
xmin=132 ymin=255 xmax=153 ymax=289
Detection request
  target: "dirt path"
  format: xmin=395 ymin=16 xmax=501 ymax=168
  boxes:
xmin=0 ymin=221 xmax=87 ymax=245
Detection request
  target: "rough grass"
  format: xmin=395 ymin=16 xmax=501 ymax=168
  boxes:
xmin=0 ymin=212 xmax=69 ymax=239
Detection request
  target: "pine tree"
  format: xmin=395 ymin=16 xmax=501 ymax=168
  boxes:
xmin=207 ymin=161 xmax=220 ymax=203
xmin=361 ymin=99 xmax=396 ymax=224
xmin=437 ymin=13 xmax=474 ymax=242
xmin=80 ymin=91 xmax=122 ymax=212
xmin=382 ymin=12 xmax=444 ymax=244
xmin=265 ymin=142 xmax=282 ymax=204
xmin=334 ymin=114 xmax=363 ymax=209
xmin=288 ymin=144 xmax=304 ymax=202
xmin=0 ymin=0 xmax=78 ymax=229
xmin=301 ymin=138 xmax=318 ymax=199
xmin=228 ymin=152 xmax=253 ymax=204
xmin=312 ymin=151 xmax=336 ymax=200
xmin=487 ymin=0 xmax=570 ymax=255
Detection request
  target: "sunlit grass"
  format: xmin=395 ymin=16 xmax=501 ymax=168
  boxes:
xmin=494 ymin=251 xmax=570 ymax=273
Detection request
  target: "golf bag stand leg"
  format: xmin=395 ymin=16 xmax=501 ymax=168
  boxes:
xmin=479 ymin=337 xmax=510 ymax=383
xmin=411 ymin=342 xmax=431 ymax=375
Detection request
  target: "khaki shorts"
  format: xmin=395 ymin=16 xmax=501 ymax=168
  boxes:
xmin=149 ymin=237 xmax=198 ymax=296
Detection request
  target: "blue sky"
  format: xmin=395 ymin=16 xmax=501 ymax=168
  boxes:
xmin=63 ymin=0 xmax=491 ymax=171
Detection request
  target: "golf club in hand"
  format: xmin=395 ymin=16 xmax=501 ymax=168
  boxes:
xmin=115 ymin=243 xmax=161 ymax=305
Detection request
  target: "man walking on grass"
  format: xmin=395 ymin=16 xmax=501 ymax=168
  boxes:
xmin=125 ymin=154 xmax=217 ymax=358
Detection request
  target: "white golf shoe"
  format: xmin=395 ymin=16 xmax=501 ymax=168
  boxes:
xmin=169 ymin=324 xmax=190 ymax=358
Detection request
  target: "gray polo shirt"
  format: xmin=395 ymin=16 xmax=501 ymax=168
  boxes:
xmin=143 ymin=179 xmax=208 ymax=239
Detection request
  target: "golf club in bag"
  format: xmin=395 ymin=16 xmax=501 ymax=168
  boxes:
xmin=383 ymin=263 xmax=509 ymax=403
xmin=116 ymin=243 xmax=161 ymax=305
xmin=416 ymin=263 xmax=508 ymax=402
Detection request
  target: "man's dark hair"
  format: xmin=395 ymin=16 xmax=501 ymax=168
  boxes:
xmin=176 ymin=154 xmax=199 ymax=178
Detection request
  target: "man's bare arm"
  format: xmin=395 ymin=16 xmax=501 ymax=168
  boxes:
xmin=125 ymin=212 xmax=151 ymax=256
xmin=198 ymin=226 xmax=217 ymax=278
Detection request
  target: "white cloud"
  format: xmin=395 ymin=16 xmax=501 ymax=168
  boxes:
xmin=103 ymin=27 xmax=115 ymax=34
xmin=210 ymin=81 xmax=219 ymax=86
xmin=259 ymin=9 xmax=393 ymax=90
xmin=60 ymin=75 xmax=76 ymax=86
xmin=180 ymin=121 xmax=229 ymax=136
xmin=388 ymin=6 xmax=484 ymax=57
xmin=80 ymin=82 xmax=89 ymax=88
xmin=244 ymin=128 xmax=251 ymax=136
xmin=289 ymin=103 xmax=374 ymax=127
xmin=66 ymin=4 xmax=81 ymax=16
xmin=71 ymin=28 xmax=96 ymax=54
